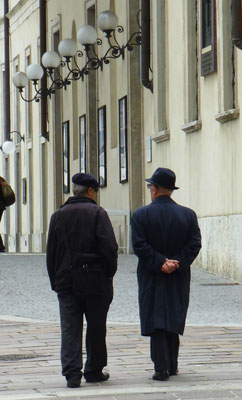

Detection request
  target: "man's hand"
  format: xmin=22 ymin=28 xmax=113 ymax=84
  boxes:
xmin=161 ymin=258 xmax=179 ymax=274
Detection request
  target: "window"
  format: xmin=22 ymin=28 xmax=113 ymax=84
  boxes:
xmin=72 ymin=22 xmax=79 ymax=160
xmin=221 ymin=0 xmax=235 ymax=111
xmin=215 ymin=0 xmax=238 ymax=122
xmin=200 ymin=0 xmax=217 ymax=76
xmin=119 ymin=96 xmax=128 ymax=183
xmin=79 ymin=115 xmax=86 ymax=173
xmin=203 ymin=0 xmax=212 ymax=47
xmin=62 ymin=121 xmax=70 ymax=193
xmin=156 ymin=0 xmax=167 ymax=132
xmin=87 ymin=3 xmax=98 ymax=178
xmin=98 ymin=106 xmax=107 ymax=187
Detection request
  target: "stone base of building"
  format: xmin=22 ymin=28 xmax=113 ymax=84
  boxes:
xmin=6 ymin=233 xmax=46 ymax=253
xmin=32 ymin=233 xmax=46 ymax=253
xmin=3 ymin=215 xmax=242 ymax=283
xmin=198 ymin=214 xmax=242 ymax=283
xmin=20 ymin=234 xmax=32 ymax=252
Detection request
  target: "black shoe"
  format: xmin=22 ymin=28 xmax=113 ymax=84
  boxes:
xmin=152 ymin=370 xmax=169 ymax=381
xmin=66 ymin=374 xmax=81 ymax=388
xmin=169 ymin=368 xmax=178 ymax=376
xmin=0 ymin=248 xmax=5 ymax=253
xmin=85 ymin=371 xmax=110 ymax=383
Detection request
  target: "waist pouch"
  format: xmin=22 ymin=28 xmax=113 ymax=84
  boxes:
xmin=71 ymin=261 xmax=107 ymax=296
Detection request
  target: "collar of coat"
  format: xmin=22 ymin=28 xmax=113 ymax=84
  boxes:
xmin=153 ymin=195 xmax=176 ymax=204
xmin=61 ymin=195 xmax=97 ymax=208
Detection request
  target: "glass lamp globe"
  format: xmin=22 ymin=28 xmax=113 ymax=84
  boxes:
xmin=58 ymin=38 xmax=77 ymax=57
xmin=77 ymin=25 xmax=98 ymax=45
xmin=12 ymin=72 xmax=28 ymax=88
xmin=42 ymin=51 xmax=60 ymax=69
xmin=26 ymin=64 xmax=44 ymax=80
xmin=2 ymin=141 xmax=16 ymax=155
xmin=97 ymin=10 xmax=118 ymax=32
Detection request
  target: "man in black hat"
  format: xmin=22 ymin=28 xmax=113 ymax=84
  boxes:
xmin=131 ymin=167 xmax=201 ymax=381
xmin=46 ymin=173 xmax=118 ymax=388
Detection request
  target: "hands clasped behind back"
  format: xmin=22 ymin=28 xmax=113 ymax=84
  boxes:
xmin=161 ymin=258 xmax=179 ymax=274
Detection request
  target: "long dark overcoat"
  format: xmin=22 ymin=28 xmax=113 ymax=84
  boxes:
xmin=131 ymin=195 xmax=201 ymax=336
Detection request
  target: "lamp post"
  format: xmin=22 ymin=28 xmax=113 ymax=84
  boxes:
xmin=0 ymin=131 xmax=25 ymax=155
xmin=13 ymin=10 xmax=141 ymax=102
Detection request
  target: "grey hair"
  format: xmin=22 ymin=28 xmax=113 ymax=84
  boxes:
xmin=72 ymin=183 xmax=88 ymax=196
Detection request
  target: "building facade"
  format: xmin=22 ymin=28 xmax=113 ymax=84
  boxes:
xmin=1 ymin=0 xmax=242 ymax=281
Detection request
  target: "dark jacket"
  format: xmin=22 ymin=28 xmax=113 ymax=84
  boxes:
xmin=46 ymin=196 xmax=118 ymax=293
xmin=131 ymin=196 xmax=201 ymax=336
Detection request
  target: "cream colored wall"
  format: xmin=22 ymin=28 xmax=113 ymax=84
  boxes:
xmin=46 ymin=0 xmax=87 ymax=214
xmin=96 ymin=0 xmax=130 ymax=210
xmin=145 ymin=0 xmax=240 ymax=215
xmin=45 ymin=0 xmax=131 ymax=250
xmin=2 ymin=0 xmax=242 ymax=278
xmin=1 ymin=0 xmax=43 ymax=251
xmin=2 ymin=0 xmax=135 ymax=253
xmin=142 ymin=0 xmax=242 ymax=281
xmin=45 ymin=0 xmax=130 ymax=211
xmin=0 ymin=4 xmax=3 ymax=20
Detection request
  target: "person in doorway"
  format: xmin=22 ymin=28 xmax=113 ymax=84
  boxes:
xmin=0 ymin=177 xmax=7 ymax=252
xmin=131 ymin=167 xmax=201 ymax=381
xmin=46 ymin=172 xmax=118 ymax=388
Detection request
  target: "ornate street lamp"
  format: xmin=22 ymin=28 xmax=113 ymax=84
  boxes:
xmin=13 ymin=10 xmax=141 ymax=102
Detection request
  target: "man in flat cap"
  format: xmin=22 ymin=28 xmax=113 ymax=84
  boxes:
xmin=46 ymin=173 xmax=118 ymax=388
xmin=131 ymin=167 xmax=201 ymax=381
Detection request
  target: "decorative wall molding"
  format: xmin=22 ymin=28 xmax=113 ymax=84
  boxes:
xmin=181 ymin=120 xmax=202 ymax=133
xmin=151 ymin=130 xmax=170 ymax=144
xmin=215 ymin=108 xmax=240 ymax=124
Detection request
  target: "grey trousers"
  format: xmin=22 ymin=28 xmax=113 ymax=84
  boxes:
xmin=150 ymin=329 xmax=179 ymax=372
xmin=58 ymin=285 xmax=112 ymax=379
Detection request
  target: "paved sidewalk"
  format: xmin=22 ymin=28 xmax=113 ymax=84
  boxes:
xmin=1 ymin=254 xmax=242 ymax=326
xmin=0 ymin=319 xmax=242 ymax=400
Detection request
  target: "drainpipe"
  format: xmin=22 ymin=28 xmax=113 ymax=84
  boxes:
xmin=4 ymin=0 xmax=10 ymax=140
xmin=39 ymin=0 xmax=49 ymax=140
xmin=232 ymin=0 xmax=242 ymax=49
xmin=141 ymin=0 xmax=153 ymax=92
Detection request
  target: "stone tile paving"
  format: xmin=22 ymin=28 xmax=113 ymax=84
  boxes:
xmin=0 ymin=320 xmax=242 ymax=399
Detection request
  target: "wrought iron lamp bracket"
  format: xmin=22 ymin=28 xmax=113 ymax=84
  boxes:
xmin=9 ymin=130 xmax=25 ymax=142
xmin=13 ymin=9 xmax=142 ymax=102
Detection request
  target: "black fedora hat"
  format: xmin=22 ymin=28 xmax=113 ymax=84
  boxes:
xmin=145 ymin=167 xmax=179 ymax=190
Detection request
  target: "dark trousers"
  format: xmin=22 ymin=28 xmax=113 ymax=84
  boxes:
xmin=0 ymin=210 xmax=5 ymax=250
xmin=150 ymin=329 xmax=179 ymax=372
xmin=58 ymin=286 xmax=112 ymax=379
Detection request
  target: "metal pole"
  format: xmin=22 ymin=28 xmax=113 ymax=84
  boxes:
xmin=39 ymin=0 xmax=49 ymax=140
xmin=4 ymin=0 xmax=10 ymax=140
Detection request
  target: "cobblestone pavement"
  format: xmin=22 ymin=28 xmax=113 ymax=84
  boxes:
xmin=0 ymin=254 xmax=242 ymax=399
xmin=0 ymin=320 xmax=242 ymax=400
